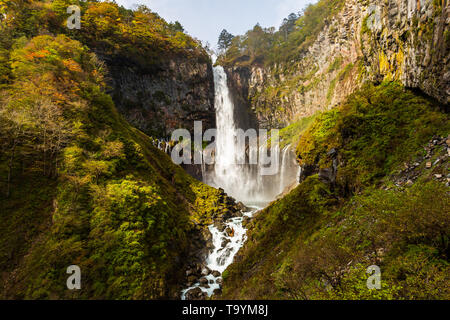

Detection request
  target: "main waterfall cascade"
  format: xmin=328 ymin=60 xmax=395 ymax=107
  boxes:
xmin=203 ymin=66 xmax=300 ymax=205
xmin=182 ymin=66 xmax=300 ymax=299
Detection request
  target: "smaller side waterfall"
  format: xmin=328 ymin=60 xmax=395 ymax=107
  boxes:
xmin=279 ymin=145 xmax=291 ymax=194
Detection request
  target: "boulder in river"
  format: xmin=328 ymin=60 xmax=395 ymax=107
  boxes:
xmin=221 ymin=238 xmax=231 ymax=248
xmin=201 ymin=266 xmax=211 ymax=276
xmin=186 ymin=269 xmax=194 ymax=277
xmin=199 ymin=277 xmax=209 ymax=285
xmin=236 ymin=202 xmax=251 ymax=212
xmin=187 ymin=275 xmax=197 ymax=284
xmin=211 ymin=270 xmax=221 ymax=277
xmin=185 ymin=287 xmax=207 ymax=300
xmin=214 ymin=221 xmax=227 ymax=232
xmin=225 ymin=227 xmax=235 ymax=237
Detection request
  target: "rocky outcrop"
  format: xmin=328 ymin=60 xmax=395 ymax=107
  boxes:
xmin=299 ymin=148 xmax=339 ymax=186
xmin=224 ymin=0 xmax=449 ymax=129
xmin=181 ymin=189 xmax=246 ymax=299
xmin=390 ymin=134 xmax=450 ymax=187
xmin=103 ymin=54 xmax=215 ymax=137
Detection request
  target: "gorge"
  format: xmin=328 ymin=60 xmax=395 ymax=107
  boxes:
xmin=181 ymin=64 xmax=300 ymax=300
xmin=0 ymin=0 xmax=448 ymax=301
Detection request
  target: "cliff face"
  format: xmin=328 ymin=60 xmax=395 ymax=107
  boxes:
xmin=104 ymin=55 xmax=215 ymax=138
xmin=224 ymin=67 xmax=259 ymax=130
xmin=224 ymin=0 xmax=449 ymax=129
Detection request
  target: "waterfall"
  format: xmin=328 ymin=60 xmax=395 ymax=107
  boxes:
xmin=165 ymin=142 xmax=170 ymax=154
xmin=279 ymin=145 xmax=291 ymax=194
xmin=181 ymin=209 xmax=259 ymax=300
xmin=203 ymin=66 xmax=300 ymax=205
xmin=206 ymin=66 xmax=263 ymax=204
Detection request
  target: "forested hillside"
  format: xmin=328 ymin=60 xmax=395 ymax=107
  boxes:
xmin=0 ymin=0 xmax=232 ymax=299
xmin=1 ymin=0 xmax=215 ymax=138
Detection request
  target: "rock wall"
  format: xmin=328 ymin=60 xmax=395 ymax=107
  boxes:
xmin=225 ymin=67 xmax=259 ymax=131
xmin=224 ymin=0 xmax=449 ymax=130
xmin=104 ymin=54 xmax=215 ymax=138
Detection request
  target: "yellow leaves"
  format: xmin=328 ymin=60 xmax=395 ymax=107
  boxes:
xmin=379 ymin=49 xmax=404 ymax=81
xmin=0 ymin=0 xmax=11 ymax=13
xmin=131 ymin=19 xmax=142 ymax=25
xmin=395 ymin=49 xmax=404 ymax=73
xmin=9 ymin=34 xmax=108 ymax=110
xmin=53 ymin=92 xmax=65 ymax=104
xmin=35 ymin=49 xmax=50 ymax=58
xmin=84 ymin=2 xmax=120 ymax=35
xmin=65 ymin=173 xmax=93 ymax=187
xmin=379 ymin=51 xmax=389 ymax=74
xmin=62 ymin=58 xmax=82 ymax=73
xmin=102 ymin=141 xmax=125 ymax=160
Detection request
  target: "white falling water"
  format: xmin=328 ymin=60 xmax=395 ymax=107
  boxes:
xmin=279 ymin=145 xmax=290 ymax=194
xmin=208 ymin=66 xmax=258 ymax=202
xmin=181 ymin=209 xmax=258 ymax=299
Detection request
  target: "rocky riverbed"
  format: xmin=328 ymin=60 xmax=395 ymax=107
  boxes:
xmin=181 ymin=204 xmax=258 ymax=300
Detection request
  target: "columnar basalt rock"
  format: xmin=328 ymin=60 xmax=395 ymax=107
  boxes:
xmin=224 ymin=0 xmax=449 ymax=130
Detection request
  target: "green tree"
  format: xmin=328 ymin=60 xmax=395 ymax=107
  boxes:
xmin=218 ymin=29 xmax=234 ymax=52
xmin=169 ymin=21 xmax=184 ymax=33
xmin=280 ymin=13 xmax=299 ymax=40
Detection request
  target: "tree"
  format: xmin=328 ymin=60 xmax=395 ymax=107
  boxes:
xmin=245 ymin=24 xmax=270 ymax=57
xmin=218 ymin=29 xmax=234 ymax=52
xmin=0 ymin=97 xmax=31 ymax=197
xmin=169 ymin=21 xmax=184 ymax=33
xmin=31 ymin=97 xmax=72 ymax=177
xmin=280 ymin=13 xmax=299 ymax=40
xmin=0 ymin=94 xmax=73 ymax=197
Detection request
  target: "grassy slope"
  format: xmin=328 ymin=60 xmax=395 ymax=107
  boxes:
xmin=0 ymin=32 xmax=229 ymax=299
xmin=221 ymin=83 xmax=450 ymax=300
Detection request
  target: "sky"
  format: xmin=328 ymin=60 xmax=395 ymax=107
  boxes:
xmin=116 ymin=0 xmax=314 ymax=49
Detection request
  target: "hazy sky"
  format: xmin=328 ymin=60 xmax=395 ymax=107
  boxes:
xmin=116 ymin=0 xmax=314 ymax=48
